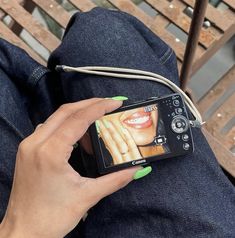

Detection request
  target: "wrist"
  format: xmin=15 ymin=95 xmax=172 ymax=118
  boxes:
xmin=0 ymin=217 xmax=24 ymax=238
xmin=0 ymin=217 xmax=42 ymax=238
xmin=0 ymin=217 xmax=63 ymax=238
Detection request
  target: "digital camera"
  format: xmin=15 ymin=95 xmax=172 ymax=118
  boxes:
xmin=90 ymin=93 xmax=194 ymax=174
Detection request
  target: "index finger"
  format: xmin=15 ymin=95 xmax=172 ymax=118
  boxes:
xmin=33 ymin=98 xmax=104 ymax=142
xmin=47 ymin=99 xmax=123 ymax=150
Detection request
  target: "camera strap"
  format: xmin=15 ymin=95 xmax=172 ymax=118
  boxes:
xmin=55 ymin=65 xmax=204 ymax=128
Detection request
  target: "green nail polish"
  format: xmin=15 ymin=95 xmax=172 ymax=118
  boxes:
xmin=111 ymin=96 xmax=128 ymax=101
xmin=133 ymin=166 xmax=152 ymax=180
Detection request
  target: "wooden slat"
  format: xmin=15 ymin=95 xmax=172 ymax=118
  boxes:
xmin=202 ymin=128 xmax=235 ymax=177
xmin=205 ymin=93 xmax=235 ymax=132
xmin=204 ymin=93 xmax=235 ymax=149
xmin=108 ymin=0 xmax=188 ymax=61
xmin=198 ymin=66 xmax=235 ymax=150
xmin=181 ymin=0 xmax=234 ymax=32
xmin=191 ymin=20 xmax=235 ymax=75
xmin=223 ymin=0 xmax=235 ymax=10
xmin=31 ymin=0 xmax=71 ymax=28
xmin=172 ymin=0 xmax=221 ymax=43
xmin=204 ymin=127 xmax=235 ymax=154
xmin=0 ymin=0 xmax=60 ymax=52
xmin=0 ymin=9 xmax=6 ymax=19
xmin=225 ymin=128 xmax=235 ymax=150
xmin=198 ymin=65 xmax=235 ymax=114
xmin=152 ymin=14 xmax=169 ymax=28
xmin=68 ymin=0 xmax=96 ymax=11
xmin=0 ymin=21 xmax=45 ymax=65
xmin=145 ymin=0 xmax=216 ymax=48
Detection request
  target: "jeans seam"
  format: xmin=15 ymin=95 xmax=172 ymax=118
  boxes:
xmin=28 ymin=66 xmax=50 ymax=87
xmin=0 ymin=115 xmax=25 ymax=139
xmin=159 ymin=47 xmax=173 ymax=65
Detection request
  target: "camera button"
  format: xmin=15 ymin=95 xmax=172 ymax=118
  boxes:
xmin=182 ymin=134 xmax=189 ymax=141
xmin=154 ymin=136 xmax=167 ymax=145
xmin=173 ymin=100 xmax=180 ymax=107
xmin=176 ymin=122 xmax=182 ymax=128
xmin=183 ymin=143 xmax=190 ymax=150
xmin=175 ymin=108 xmax=183 ymax=114
xmin=171 ymin=116 xmax=189 ymax=134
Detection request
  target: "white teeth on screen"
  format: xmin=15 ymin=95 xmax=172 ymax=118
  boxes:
xmin=127 ymin=116 xmax=149 ymax=124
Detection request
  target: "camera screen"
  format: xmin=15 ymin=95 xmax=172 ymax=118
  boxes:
xmin=95 ymin=103 xmax=170 ymax=168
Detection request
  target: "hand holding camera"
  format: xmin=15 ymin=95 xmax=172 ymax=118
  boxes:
xmin=0 ymin=98 xmax=142 ymax=238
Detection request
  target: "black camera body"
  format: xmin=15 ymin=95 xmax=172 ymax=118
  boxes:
xmin=90 ymin=93 xmax=194 ymax=174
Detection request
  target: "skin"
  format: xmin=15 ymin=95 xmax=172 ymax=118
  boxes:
xmin=0 ymin=98 xmax=141 ymax=238
xmin=98 ymin=106 xmax=164 ymax=165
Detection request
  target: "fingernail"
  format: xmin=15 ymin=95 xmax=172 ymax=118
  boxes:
xmin=103 ymin=119 xmax=111 ymax=128
xmin=133 ymin=166 xmax=152 ymax=180
xmin=95 ymin=121 xmax=100 ymax=133
xmin=111 ymin=96 xmax=128 ymax=101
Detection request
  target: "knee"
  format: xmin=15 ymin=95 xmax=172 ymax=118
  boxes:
xmin=64 ymin=7 xmax=132 ymax=42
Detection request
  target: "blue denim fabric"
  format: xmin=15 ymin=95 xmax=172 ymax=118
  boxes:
xmin=0 ymin=7 xmax=235 ymax=238
xmin=0 ymin=39 xmax=61 ymax=220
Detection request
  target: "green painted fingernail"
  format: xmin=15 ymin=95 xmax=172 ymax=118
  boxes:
xmin=111 ymin=96 xmax=128 ymax=101
xmin=133 ymin=166 xmax=152 ymax=180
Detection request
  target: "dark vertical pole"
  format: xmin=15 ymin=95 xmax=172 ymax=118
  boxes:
xmin=180 ymin=0 xmax=209 ymax=90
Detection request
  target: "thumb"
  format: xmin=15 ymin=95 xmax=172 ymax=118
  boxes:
xmin=89 ymin=166 xmax=152 ymax=200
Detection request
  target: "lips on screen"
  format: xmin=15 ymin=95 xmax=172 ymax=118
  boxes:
xmin=96 ymin=103 xmax=169 ymax=167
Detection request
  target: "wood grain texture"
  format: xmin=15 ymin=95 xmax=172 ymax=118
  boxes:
xmin=202 ymin=128 xmax=235 ymax=177
xmin=31 ymin=0 xmax=71 ymax=28
xmin=68 ymin=0 xmax=96 ymax=11
xmin=0 ymin=21 xmax=45 ymax=65
xmin=146 ymin=0 xmax=216 ymax=48
xmin=198 ymin=66 xmax=235 ymax=152
xmin=181 ymin=0 xmax=234 ymax=32
xmin=0 ymin=0 xmax=60 ymax=51
xmin=223 ymin=0 xmax=235 ymax=10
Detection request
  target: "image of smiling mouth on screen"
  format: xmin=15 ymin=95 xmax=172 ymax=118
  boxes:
xmin=96 ymin=103 xmax=170 ymax=167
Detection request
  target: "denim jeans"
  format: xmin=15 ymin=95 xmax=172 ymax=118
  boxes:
xmin=0 ymin=7 xmax=235 ymax=238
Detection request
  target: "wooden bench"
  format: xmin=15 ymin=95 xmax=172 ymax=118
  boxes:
xmin=199 ymin=65 xmax=235 ymax=177
xmin=0 ymin=0 xmax=234 ymax=176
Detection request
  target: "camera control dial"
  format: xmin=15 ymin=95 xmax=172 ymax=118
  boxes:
xmin=171 ymin=116 xmax=189 ymax=134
